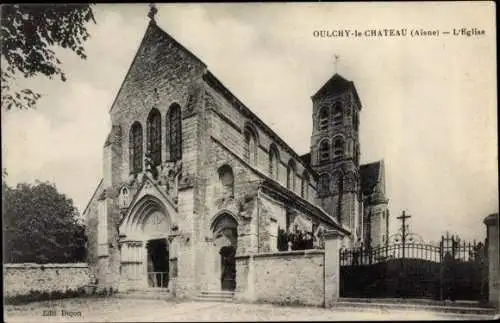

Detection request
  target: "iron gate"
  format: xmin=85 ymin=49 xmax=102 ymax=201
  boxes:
xmin=339 ymin=233 xmax=488 ymax=301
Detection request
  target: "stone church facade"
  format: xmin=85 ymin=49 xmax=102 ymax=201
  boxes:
xmin=83 ymin=18 xmax=389 ymax=297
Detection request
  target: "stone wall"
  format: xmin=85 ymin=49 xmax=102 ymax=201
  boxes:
xmin=204 ymin=85 xmax=317 ymax=203
xmin=84 ymin=20 xmax=205 ymax=294
xmin=484 ymin=213 xmax=499 ymax=309
xmin=235 ymin=256 xmax=250 ymax=296
xmin=258 ymin=195 xmax=287 ymax=252
xmin=203 ymin=139 xmax=261 ymax=252
xmin=251 ymin=250 xmax=325 ymax=306
xmin=82 ymin=19 xmax=348 ymax=300
xmin=364 ymin=202 xmax=389 ymax=248
xmin=233 ymin=231 xmax=343 ymax=308
xmin=4 ymin=263 xmax=91 ymax=298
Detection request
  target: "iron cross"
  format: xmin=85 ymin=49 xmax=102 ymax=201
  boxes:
xmin=397 ymin=210 xmax=412 ymax=259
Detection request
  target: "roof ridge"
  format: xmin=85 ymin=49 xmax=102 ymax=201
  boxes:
xmin=108 ymin=20 xmax=207 ymax=113
xmin=108 ymin=20 xmax=155 ymax=113
xmin=311 ymin=72 xmax=362 ymax=108
xmin=360 ymin=159 xmax=383 ymax=167
xmin=82 ymin=178 xmax=103 ymax=216
xmin=203 ymin=71 xmax=318 ymax=179
xmin=149 ymin=20 xmax=207 ymax=69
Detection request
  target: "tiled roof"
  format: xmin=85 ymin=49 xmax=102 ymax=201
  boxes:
xmin=311 ymin=73 xmax=362 ymax=108
xmin=260 ymin=178 xmax=350 ymax=235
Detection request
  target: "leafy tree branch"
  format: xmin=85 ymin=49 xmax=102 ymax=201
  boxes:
xmin=1 ymin=4 xmax=96 ymax=110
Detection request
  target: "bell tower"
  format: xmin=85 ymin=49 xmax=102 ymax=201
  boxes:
xmin=310 ymin=72 xmax=362 ymax=246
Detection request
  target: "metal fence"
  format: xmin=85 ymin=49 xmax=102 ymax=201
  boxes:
xmin=147 ymin=271 xmax=169 ymax=288
xmin=339 ymin=232 xmax=488 ymax=301
xmin=340 ymin=232 xmax=486 ymax=266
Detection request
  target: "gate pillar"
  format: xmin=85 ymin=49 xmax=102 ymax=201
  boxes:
xmin=484 ymin=213 xmax=499 ymax=310
xmin=324 ymin=230 xmax=344 ymax=307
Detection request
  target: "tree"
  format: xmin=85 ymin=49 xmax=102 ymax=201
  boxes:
xmin=1 ymin=4 xmax=96 ymax=110
xmin=3 ymin=181 xmax=87 ymax=263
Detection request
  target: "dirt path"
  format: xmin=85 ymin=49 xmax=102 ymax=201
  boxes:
xmin=4 ymin=297 xmax=494 ymax=322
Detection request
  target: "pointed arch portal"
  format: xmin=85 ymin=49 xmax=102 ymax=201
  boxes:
xmin=210 ymin=212 xmax=238 ymax=291
xmin=119 ymin=194 xmax=175 ymax=290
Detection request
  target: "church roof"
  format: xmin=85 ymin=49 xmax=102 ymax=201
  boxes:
xmin=312 ymin=73 xmax=362 ymax=108
xmin=202 ymin=67 xmax=319 ymax=179
xmin=109 ymin=19 xmax=318 ymax=179
xmin=148 ymin=20 xmax=206 ymax=67
xmin=209 ymin=134 xmax=347 ymax=234
xmin=360 ymin=160 xmax=382 ymax=196
xmin=260 ymin=178 xmax=350 ymax=235
xmin=300 ymin=153 xmax=311 ymax=165
xmin=108 ymin=20 xmax=207 ymax=113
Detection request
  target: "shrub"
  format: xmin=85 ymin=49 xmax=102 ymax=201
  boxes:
xmin=277 ymin=229 xmax=314 ymax=251
xmin=4 ymin=287 xmax=88 ymax=305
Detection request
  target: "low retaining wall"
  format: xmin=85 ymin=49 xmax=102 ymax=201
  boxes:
xmin=4 ymin=263 xmax=92 ymax=298
xmin=236 ymin=249 xmax=325 ymax=306
xmin=484 ymin=213 xmax=499 ymax=309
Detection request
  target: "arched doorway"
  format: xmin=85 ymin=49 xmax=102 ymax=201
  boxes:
xmin=211 ymin=213 xmax=238 ymax=291
xmin=119 ymin=195 xmax=173 ymax=290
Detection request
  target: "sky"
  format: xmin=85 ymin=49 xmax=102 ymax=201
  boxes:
xmin=2 ymin=2 xmax=497 ymax=244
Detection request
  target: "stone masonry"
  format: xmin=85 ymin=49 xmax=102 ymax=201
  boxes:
xmin=83 ymin=16 xmax=387 ymax=303
xmin=4 ymin=263 xmax=91 ymax=298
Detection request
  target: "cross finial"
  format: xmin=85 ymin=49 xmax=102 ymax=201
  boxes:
xmin=148 ymin=3 xmax=158 ymax=22
xmin=334 ymin=55 xmax=340 ymax=74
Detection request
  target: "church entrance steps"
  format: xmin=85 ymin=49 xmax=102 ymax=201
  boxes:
xmin=115 ymin=288 xmax=174 ymax=301
xmin=332 ymin=298 xmax=497 ymax=316
xmin=194 ymin=290 xmax=240 ymax=303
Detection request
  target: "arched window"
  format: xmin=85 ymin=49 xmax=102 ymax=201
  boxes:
xmin=218 ymin=165 xmax=234 ymax=198
xmin=119 ymin=187 xmax=130 ymax=208
xmin=333 ymin=137 xmax=345 ymax=158
xmin=318 ymin=173 xmax=330 ymax=195
xmin=332 ymin=171 xmax=342 ymax=193
xmin=269 ymin=144 xmax=280 ymax=180
xmin=301 ymin=171 xmax=310 ymax=199
xmin=243 ymin=126 xmax=257 ymax=165
xmin=319 ymin=139 xmax=330 ymax=163
xmin=129 ymin=122 xmax=143 ymax=174
xmin=168 ymin=104 xmax=182 ymax=161
xmin=147 ymin=108 xmax=161 ymax=166
xmin=318 ymin=106 xmax=329 ymax=131
xmin=286 ymin=160 xmax=296 ymax=192
xmin=333 ymin=102 xmax=343 ymax=125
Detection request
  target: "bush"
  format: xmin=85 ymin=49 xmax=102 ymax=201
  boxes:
xmin=3 ymin=182 xmax=87 ymax=264
xmin=4 ymin=287 xmax=88 ymax=305
xmin=277 ymin=229 xmax=314 ymax=251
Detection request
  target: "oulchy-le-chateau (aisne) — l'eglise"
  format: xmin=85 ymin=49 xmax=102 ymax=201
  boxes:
xmin=83 ymin=15 xmax=390 ymax=299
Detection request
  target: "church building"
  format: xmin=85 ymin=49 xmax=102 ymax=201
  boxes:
xmin=83 ymin=15 xmax=389 ymax=297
